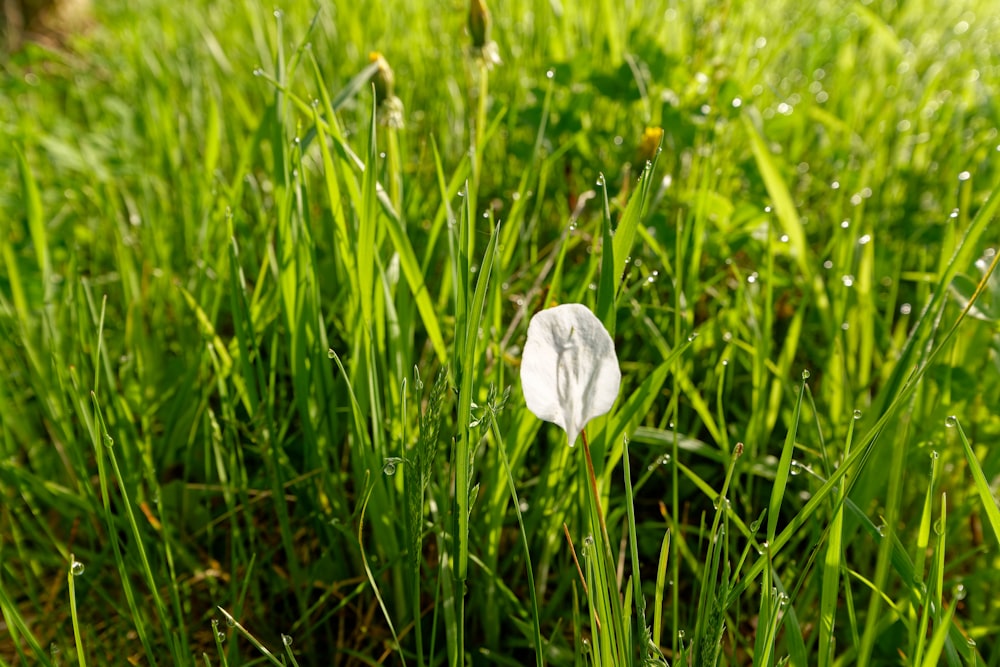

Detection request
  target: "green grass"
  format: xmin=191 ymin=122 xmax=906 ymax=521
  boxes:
xmin=2 ymin=0 xmax=1000 ymax=664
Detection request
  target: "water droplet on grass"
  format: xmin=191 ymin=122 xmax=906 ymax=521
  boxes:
xmin=70 ymin=558 xmax=85 ymax=576
xmin=103 ymin=434 xmax=114 ymax=448
xmin=546 ymin=69 xmax=555 ymax=79
xmin=801 ymin=369 xmax=811 ymax=380
xmin=282 ymin=634 xmax=294 ymax=647
xmin=853 ymin=409 xmax=862 ymax=420
xmin=382 ymin=457 xmax=403 ymax=476
xmin=945 ymin=415 xmax=958 ymax=428
xmin=953 ymin=583 xmax=966 ymax=600
xmin=328 ymin=349 xmax=336 ymax=358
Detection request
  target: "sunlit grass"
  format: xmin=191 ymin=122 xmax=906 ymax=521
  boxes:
xmin=1 ymin=0 xmax=999 ymax=665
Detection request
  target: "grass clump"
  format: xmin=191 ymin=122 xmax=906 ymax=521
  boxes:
xmin=2 ymin=0 xmax=1000 ymax=665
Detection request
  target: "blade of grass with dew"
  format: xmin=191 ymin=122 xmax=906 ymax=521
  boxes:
xmin=621 ymin=435 xmax=668 ymax=666
xmin=611 ymin=157 xmax=659 ymax=299
xmin=652 ymin=530 xmax=670 ymax=651
xmin=857 ymin=406 xmax=913 ymax=667
xmin=595 ymin=174 xmax=617 ymax=335
xmin=818 ymin=414 xmax=856 ymax=667
xmin=913 ymin=488 xmax=945 ymax=666
xmin=909 ymin=448 xmax=940 ymax=662
xmin=692 ymin=445 xmax=740 ymax=667
xmin=741 ymin=114 xmax=817 ymax=304
xmin=454 ymin=218 xmax=501 ymax=576
xmin=767 ymin=373 xmax=807 ymax=544
xmin=68 ymin=556 xmax=87 ymax=667
xmin=217 ymin=606 xmax=284 ymax=667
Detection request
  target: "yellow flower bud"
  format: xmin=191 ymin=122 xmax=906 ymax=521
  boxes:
xmin=468 ymin=0 xmax=492 ymax=49
xmin=637 ymin=126 xmax=664 ymax=163
xmin=368 ymin=51 xmax=395 ymax=102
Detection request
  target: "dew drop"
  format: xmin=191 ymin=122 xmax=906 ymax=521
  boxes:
xmin=687 ymin=332 xmax=698 ymax=342
xmin=953 ymin=583 xmax=966 ymax=600
xmin=252 ymin=67 xmax=264 ymax=77
xmin=70 ymin=558 xmax=85 ymax=576
xmin=282 ymin=634 xmax=294 ymax=647
xmin=226 ymin=616 xmax=236 ymax=628
xmin=945 ymin=415 xmax=958 ymax=428
xmin=596 ymin=175 xmax=605 ymax=186
xmin=853 ymin=409 xmax=862 ymax=420
xmin=217 ymin=630 xmax=227 ymax=643
xmin=801 ymin=369 xmax=811 ymax=380
xmin=876 ymin=524 xmax=886 ymax=537
xmin=660 ymin=454 xmax=671 ymax=465
xmin=382 ymin=457 xmax=403 ymax=476
xmin=677 ymin=629 xmax=686 ymax=640
xmin=328 ymin=348 xmax=336 ymax=358
xmin=933 ymin=518 xmax=944 ymax=535
xmin=546 ymin=69 xmax=555 ymax=79
xmin=789 ymin=460 xmax=801 ymax=476
xmin=273 ymin=9 xmax=283 ymax=19
xmin=103 ymin=434 xmax=114 ymax=448
xmin=583 ymin=535 xmax=595 ymax=546
xmin=967 ymin=637 xmax=977 ymax=648
xmin=958 ymin=171 xmax=971 ymax=181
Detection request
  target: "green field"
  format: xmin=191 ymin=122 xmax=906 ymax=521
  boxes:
xmin=2 ymin=0 xmax=1000 ymax=664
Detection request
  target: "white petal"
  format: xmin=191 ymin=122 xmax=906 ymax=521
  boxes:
xmin=520 ymin=303 xmax=621 ymax=446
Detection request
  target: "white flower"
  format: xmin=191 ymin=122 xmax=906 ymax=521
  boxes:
xmin=520 ymin=303 xmax=621 ymax=446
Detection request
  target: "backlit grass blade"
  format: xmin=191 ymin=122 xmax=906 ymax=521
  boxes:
xmin=15 ymin=145 xmax=50 ymax=293
xmin=742 ymin=114 xmax=811 ymax=285
xmin=953 ymin=418 xmax=1000 ymax=548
